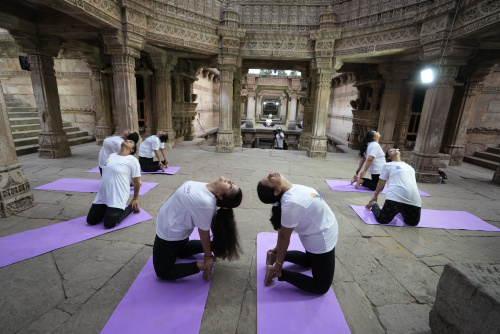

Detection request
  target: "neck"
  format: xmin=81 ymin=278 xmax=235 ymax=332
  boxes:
xmin=280 ymin=178 xmax=293 ymax=193
xmin=118 ymin=148 xmax=130 ymax=156
xmin=391 ymin=156 xmax=401 ymax=162
xmin=205 ymin=181 xmax=218 ymax=196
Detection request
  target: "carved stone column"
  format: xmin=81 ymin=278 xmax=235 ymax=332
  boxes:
xmin=216 ymin=64 xmax=235 ymax=153
xmin=142 ymin=73 xmax=154 ymax=136
xmin=101 ymin=30 xmax=145 ymax=134
xmin=10 ymin=32 xmax=71 ymax=158
xmin=377 ymin=76 xmax=406 ymax=150
xmin=256 ymin=93 xmax=263 ymax=120
xmin=299 ymin=98 xmax=314 ymax=151
xmin=246 ymin=90 xmax=255 ymax=128
xmin=232 ymin=68 xmax=243 ymax=147
xmin=81 ymin=51 xmax=113 ymax=145
xmin=409 ymin=65 xmax=459 ymax=183
xmin=288 ymin=92 xmax=298 ymax=130
xmin=0 ymin=81 xmax=35 ymax=217
xmin=308 ymin=68 xmax=334 ymax=158
xmin=393 ymin=82 xmax=416 ymax=149
xmin=149 ymin=52 xmax=177 ymax=149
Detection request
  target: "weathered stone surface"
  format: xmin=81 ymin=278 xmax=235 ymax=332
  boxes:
xmin=334 ymin=281 xmax=385 ymax=334
xmin=235 ymin=285 xmax=257 ymax=334
xmin=429 ymin=263 xmax=500 ymax=334
xmin=17 ymin=308 xmax=71 ymax=334
xmin=0 ymin=254 xmax=65 ymax=333
xmin=376 ymin=303 xmax=432 ymax=334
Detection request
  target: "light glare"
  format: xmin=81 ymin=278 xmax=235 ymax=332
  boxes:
xmin=421 ymin=68 xmax=434 ymax=83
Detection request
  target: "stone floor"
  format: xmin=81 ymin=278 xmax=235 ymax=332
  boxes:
xmin=1 ymin=140 xmax=499 ymax=334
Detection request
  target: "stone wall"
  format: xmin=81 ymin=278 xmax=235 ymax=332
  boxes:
xmin=0 ymin=57 xmax=35 ymax=106
xmin=54 ymin=58 xmax=94 ymax=136
xmin=465 ymin=70 xmax=500 ymax=155
xmin=193 ymin=70 xmax=218 ymax=137
xmin=328 ymin=83 xmax=356 ymax=140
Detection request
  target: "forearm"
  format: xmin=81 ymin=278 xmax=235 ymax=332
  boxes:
xmin=132 ymin=178 xmax=141 ymax=199
xmin=275 ymin=229 xmax=291 ymax=264
xmin=160 ymin=149 xmax=167 ymax=161
xmin=356 ymin=157 xmax=366 ymax=174
xmin=372 ymin=179 xmax=386 ymax=199
xmin=154 ymin=150 xmax=162 ymax=163
xmin=362 ymin=158 xmax=374 ymax=173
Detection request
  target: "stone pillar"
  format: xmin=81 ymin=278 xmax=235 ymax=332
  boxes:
xmin=216 ymin=64 xmax=235 ymax=153
xmin=246 ymin=90 xmax=255 ymax=128
xmin=10 ymin=32 xmax=71 ymax=158
xmin=288 ymin=92 xmax=298 ymax=130
xmin=0 ymin=81 xmax=35 ymax=217
xmin=308 ymin=68 xmax=334 ymax=158
xmin=142 ymin=73 xmax=154 ymax=136
xmin=298 ymin=98 xmax=314 ymax=151
xmin=393 ymin=82 xmax=416 ymax=149
xmin=149 ymin=53 xmax=177 ymax=149
xmin=232 ymin=68 xmax=243 ymax=147
xmin=101 ymin=30 xmax=145 ymax=135
xmin=409 ymin=65 xmax=459 ymax=183
xmin=493 ymin=162 xmax=500 ymax=184
xmin=377 ymin=78 xmax=405 ymax=150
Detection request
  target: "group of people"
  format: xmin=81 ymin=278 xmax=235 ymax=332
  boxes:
xmin=84 ymin=128 xmax=422 ymax=296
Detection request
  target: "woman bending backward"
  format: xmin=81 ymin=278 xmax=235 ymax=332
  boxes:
xmin=351 ymin=130 xmax=385 ymax=191
xmin=153 ymin=177 xmax=242 ymax=281
xmin=257 ymin=172 xmax=338 ymax=295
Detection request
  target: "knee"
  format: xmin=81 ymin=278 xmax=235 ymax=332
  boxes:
xmin=405 ymin=219 xmax=420 ymax=226
xmin=315 ymin=284 xmax=332 ymax=295
xmin=103 ymin=216 xmax=119 ymax=229
xmin=86 ymin=216 xmax=100 ymax=225
xmin=375 ymin=216 xmax=392 ymax=224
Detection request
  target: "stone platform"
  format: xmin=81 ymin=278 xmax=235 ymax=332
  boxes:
xmin=0 ymin=141 xmax=499 ymax=333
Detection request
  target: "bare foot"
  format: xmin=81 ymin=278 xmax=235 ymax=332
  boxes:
xmin=266 ymin=251 xmax=277 ymax=266
xmin=354 ymin=178 xmax=363 ymax=189
xmin=203 ymin=266 xmax=213 ymax=282
xmin=350 ymin=175 xmax=358 ymax=185
xmin=365 ymin=200 xmax=377 ymax=210
xmin=264 ymin=265 xmax=275 ymax=286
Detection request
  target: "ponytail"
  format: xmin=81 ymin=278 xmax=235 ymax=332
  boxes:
xmin=211 ymin=188 xmax=243 ymax=260
xmin=359 ymin=130 xmax=376 ymax=158
xmin=257 ymin=182 xmax=283 ymax=231
xmin=211 ymin=208 xmax=241 ymax=260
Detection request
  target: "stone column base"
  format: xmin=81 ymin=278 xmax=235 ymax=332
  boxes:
xmin=38 ymin=132 xmax=71 ymax=159
xmin=216 ymin=131 xmax=234 ymax=153
xmin=493 ymin=171 xmax=500 ymax=184
xmin=95 ymin=125 xmax=114 ymax=146
xmin=307 ymin=136 xmax=328 ymax=159
xmin=287 ymin=121 xmax=296 ymax=131
xmin=0 ymin=164 xmax=35 ymax=218
xmin=298 ymin=132 xmax=310 ymax=151
xmin=443 ymin=145 xmax=466 ymax=166
xmin=233 ymin=128 xmax=242 ymax=148
xmin=245 ymin=120 xmax=253 ymax=128
xmin=409 ymin=151 xmax=440 ymax=183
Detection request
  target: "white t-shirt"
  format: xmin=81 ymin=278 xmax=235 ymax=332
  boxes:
xmin=275 ymin=132 xmax=284 ymax=148
xmin=281 ymin=184 xmax=338 ymax=254
xmin=380 ymin=161 xmax=421 ymax=207
xmin=93 ymin=153 xmax=141 ymax=209
xmin=266 ymin=118 xmax=272 ymax=126
xmin=98 ymin=136 xmax=124 ymax=168
xmin=139 ymin=135 xmax=164 ymax=158
xmin=156 ymin=181 xmax=217 ymax=241
xmin=366 ymin=142 xmax=385 ymax=175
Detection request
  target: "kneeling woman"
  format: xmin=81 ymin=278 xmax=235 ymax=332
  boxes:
xmin=257 ymin=173 xmax=338 ymax=295
xmin=87 ymin=139 xmax=141 ymax=228
xmin=365 ymin=148 xmax=421 ymax=226
xmin=153 ymin=177 xmax=243 ymax=281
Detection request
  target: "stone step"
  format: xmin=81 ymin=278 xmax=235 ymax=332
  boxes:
xmin=7 ymin=111 xmax=39 ymax=118
xmin=10 ymin=124 xmax=41 ymax=132
xmin=5 ymin=101 xmax=31 ymax=108
xmin=463 ymin=156 xmax=498 ymax=170
xmin=8 ymin=117 xmax=40 ymax=125
xmin=15 ymin=136 xmax=95 ymax=156
xmin=486 ymin=146 xmax=500 ymax=155
xmin=6 ymin=106 xmax=38 ymax=113
xmin=475 ymin=151 xmax=500 ymax=163
xmin=12 ymin=131 xmax=90 ymax=147
xmin=11 ymin=126 xmax=84 ymax=139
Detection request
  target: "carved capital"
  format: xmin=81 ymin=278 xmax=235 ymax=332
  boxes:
xmin=101 ymin=29 xmax=144 ymax=58
xmin=10 ymin=31 xmax=61 ymax=57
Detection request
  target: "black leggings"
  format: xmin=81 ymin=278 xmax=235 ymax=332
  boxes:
xmin=371 ymin=200 xmax=421 ymax=226
xmin=86 ymin=204 xmax=133 ymax=228
xmin=139 ymin=157 xmax=165 ymax=172
xmin=153 ymin=235 xmax=202 ymax=280
xmin=361 ymin=174 xmax=380 ymax=191
xmin=278 ymin=247 xmax=335 ymax=295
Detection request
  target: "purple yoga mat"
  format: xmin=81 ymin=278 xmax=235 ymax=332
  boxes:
xmin=325 ymin=180 xmax=431 ymax=197
xmin=350 ymin=205 xmax=500 ymax=231
xmin=34 ymin=178 xmax=158 ymax=196
xmin=0 ymin=209 xmax=153 ymax=268
xmin=257 ymin=232 xmax=350 ymax=334
xmin=86 ymin=166 xmax=181 ymax=175
xmin=101 ymin=232 xmax=209 ymax=334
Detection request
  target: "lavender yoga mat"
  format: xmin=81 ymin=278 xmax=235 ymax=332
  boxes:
xmin=0 ymin=209 xmax=153 ymax=268
xmin=34 ymin=178 xmax=158 ymax=196
xmin=325 ymin=180 xmax=431 ymax=197
xmin=257 ymin=232 xmax=350 ymax=334
xmin=350 ymin=205 xmax=500 ymax=231
xmin=101 ymin=233 xmax=209 ymax=334
xmin=86 ymin=166 xmax=181 ymax=175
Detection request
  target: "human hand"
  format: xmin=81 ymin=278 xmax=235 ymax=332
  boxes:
xmin=130 ymin=199 xmax=140 ymax=213
xmin=202 ymin=256 xmax=215 ymax=281
xmin=264 ymin=262 xmax=282 ymax=286
xmin=365 ymin=198 xmax=377 ymax=210
xmin=121 ymin=129 xmax=131 ymax=139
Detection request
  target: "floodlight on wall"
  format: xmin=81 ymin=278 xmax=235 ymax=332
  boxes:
xmin=275 ymin=101 xmax=279 ymax=105
xmin=420 ymin=68 xmax=434 ymax=84
xmin=263 ymin=101 xmax=267 ymax=105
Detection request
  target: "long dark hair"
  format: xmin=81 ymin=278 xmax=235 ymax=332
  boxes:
xmin=257 ymin=182 xmax=283 ymax=230
xmin=211 ymin=188 xmax=243 ymax=260
xmin=359 ymin=130 xmax=376 ymax=157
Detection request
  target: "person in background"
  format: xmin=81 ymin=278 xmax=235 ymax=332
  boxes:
xmin=365 ymin=148 xmax=421 ymax=226
xmin=139 ymin=131 xmax=169 ymax=172
xmin=266 ymin=115 xmax=273 ymax=127
xmin=351 ymin=130 xmax=385 ymax=191
xmin=275 ymin=127 xmax=284 ymax=149
xmin=98 ymin=129 xmax=139 ymax=176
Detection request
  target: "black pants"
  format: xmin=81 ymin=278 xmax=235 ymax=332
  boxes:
xmin=153 ymin=235 xmax=202 ymax=280
xmin=99 ymin=167 xmax=102 ymax=177
xmin=361 ymin=174 xmax=380 ymax=191
xmin=278 ymin=247 xmax=335 ymax=295
xmin=139 ymin=157 xmax=165 ymax=172
xmin=371 ymin=200 xmax=421 ymax=226
xmin=86 ymin=204 xmax=133 ymax=228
